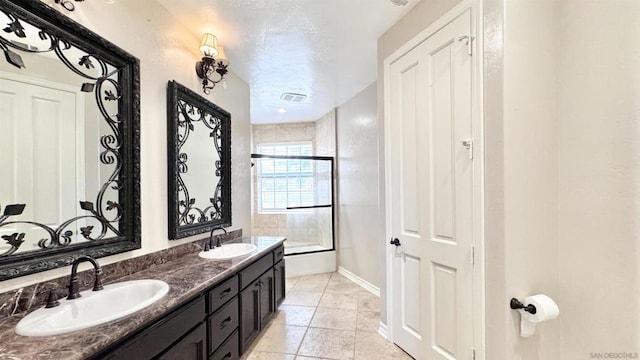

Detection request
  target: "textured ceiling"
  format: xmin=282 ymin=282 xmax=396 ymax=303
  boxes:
xmin=156 ymin=0 xmax=420 ymax=124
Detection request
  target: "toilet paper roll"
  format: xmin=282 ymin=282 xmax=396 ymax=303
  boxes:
xmin=518 ymin=294 xmax=559 ymax=337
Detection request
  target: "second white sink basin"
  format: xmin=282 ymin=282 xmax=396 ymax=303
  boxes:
xmin=199 ymin=243 xmax=257 ymax=260
xmin=15 ymin=279 xmax=169 ymax=337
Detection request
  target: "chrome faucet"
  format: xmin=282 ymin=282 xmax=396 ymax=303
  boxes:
xmin=67 ymin=255 xmax=104 ymax=300
xmin=209 ymin=225 xmax=228 ymax=248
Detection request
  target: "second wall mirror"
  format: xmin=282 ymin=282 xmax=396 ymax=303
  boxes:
xmin=167 ymin=81 xmax=231 ymax=240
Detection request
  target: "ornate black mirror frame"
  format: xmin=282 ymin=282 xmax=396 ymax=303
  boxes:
xmin=167 ymin=81 xmax=231 ymax=240
xmin=0 ymin=0 xmax=141 ymax=280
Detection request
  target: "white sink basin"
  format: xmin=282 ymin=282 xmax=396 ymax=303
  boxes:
xmin=199 ymin=243 xmax=257 ymax=260
xmin=15 ymin=279 xmax=169 ymax=337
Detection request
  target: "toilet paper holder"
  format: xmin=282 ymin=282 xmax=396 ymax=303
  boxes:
xmin=510 ymin=298 xmax=537 ymax=314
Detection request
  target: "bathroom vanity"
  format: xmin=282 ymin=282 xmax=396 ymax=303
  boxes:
xmin=0 ymin=237 xmax=285 ymax=360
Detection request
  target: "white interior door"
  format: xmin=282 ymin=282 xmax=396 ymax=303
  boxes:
xmin=0 ymin=74 xmax=83 ymax=251
xmin=387 ymin=9 xmax=474 ymax=359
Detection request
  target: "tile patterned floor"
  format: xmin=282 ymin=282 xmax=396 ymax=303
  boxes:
xmin=241 ymin=272 xmax=413 ymax=360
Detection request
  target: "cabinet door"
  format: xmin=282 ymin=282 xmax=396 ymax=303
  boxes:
xmin=239 ymin=279 xmax=261 ymax=352
xmin=274 ymin=260 xmax=286 ymax=308
xmin=158 ymin=322 xmax=206 ymax=360
xmin=259 ymin=269 xmax=275 ymax=325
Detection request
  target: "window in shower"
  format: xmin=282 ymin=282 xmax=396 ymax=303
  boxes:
xmin=251 ymin=150 xmax=335 ymax=256
xmin=256 ymin=142 xmax=314 ymax=212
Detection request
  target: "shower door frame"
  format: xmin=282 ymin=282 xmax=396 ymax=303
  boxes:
xmin=251 ymin=153 xmax=336 ymax=255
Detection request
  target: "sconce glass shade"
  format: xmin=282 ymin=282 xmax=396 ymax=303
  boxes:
xmin=195 ymin=33 xmax=229 ymax=94
xmin=215 ymin=46 xmax=230 ymax=66
xmin=199 ymin=33 xmax=219 ymax=57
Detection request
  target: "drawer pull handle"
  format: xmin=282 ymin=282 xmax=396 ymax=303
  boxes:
xmin=219 ymin=316 xmax=232 ymax=329
xmin=219 ymin=288 xmax=232 ymax=299
xmin=222 ymin=352 xmax=232 ymax=360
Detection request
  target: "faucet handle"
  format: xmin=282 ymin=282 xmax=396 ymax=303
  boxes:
xmin=45 ymin=290 xmax=60 ymax=308
xmin=67 ymin=276 xmax=81 ymax=300
xmin=93 ymin=268 xmax=104 ymax=291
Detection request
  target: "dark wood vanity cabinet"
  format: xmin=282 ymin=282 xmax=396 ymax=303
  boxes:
xmin=93 ymin=245 xmax=284 ymax=360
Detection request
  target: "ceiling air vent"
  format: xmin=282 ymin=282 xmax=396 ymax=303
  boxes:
xmin=280 ymin=92 xmax=307 ymax=103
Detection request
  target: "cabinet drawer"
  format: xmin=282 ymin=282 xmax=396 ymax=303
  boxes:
xmin=208 ymin=276 xmax=238 ymax=313
xmin=208 ymin=297 xmax=239 ymax=354
xmin=238 ymin=254 xmax=272 ymax=290
xmin=209 ymin=330 xmax=239 ymax=360
xmin=273 ymin=245 xmax=284 ymax=264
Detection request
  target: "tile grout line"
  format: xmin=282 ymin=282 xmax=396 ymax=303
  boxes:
xmin=294 ymin=301 xmax=318 ymax=357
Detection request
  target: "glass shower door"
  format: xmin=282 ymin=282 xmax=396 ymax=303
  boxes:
xmin=251 ymin=154 xmax=335 ymax=256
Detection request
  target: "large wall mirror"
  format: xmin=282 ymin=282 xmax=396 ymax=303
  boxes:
xmin=0 ymin=0 xmax=140 ymax=280
xmin=167 ymin=81 xmax=231 ymax=240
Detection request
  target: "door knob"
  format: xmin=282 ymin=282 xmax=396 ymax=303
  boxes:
xmin=390 ymin=238 xmax=401 ymax=246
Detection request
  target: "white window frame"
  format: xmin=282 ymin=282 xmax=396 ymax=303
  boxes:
xmin=255 ymin=142 xmax=314 ymax=213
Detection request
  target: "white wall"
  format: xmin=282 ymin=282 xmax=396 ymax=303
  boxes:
xmin=486 ymin=0 xmax=640 ymax=358
xmin=495 ymin=0 xmax=560 ymax=358
xmin=558 ymin=1 xmax=640 ymax=358
xmin=335 ymin=82 xmax=379 ymax=287
xmin=485 ymin=0 xmax=562 ymax=358
xmin=2 ymin=0 xmax=251 ymax=292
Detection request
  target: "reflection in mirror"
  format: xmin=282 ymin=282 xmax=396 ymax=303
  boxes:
xmin=167 ymin=81 xmax=231 ymax=240
xmin=0 ymin=0 xmax=140 ymax=280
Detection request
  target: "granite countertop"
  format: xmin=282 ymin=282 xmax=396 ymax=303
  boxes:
xmin=0 ymin=236 xmax=285 ymax=360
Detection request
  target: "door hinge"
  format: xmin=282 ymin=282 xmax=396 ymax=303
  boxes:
xmin=460 ymin=140 xmax=474 ymax=160
xmin=471 ymin=245 xmax=475 ymax=265
xmin=458 ymin=35 xmax=475 ymax=56
xmin=472 ymin=348 xmax=476 ymax=360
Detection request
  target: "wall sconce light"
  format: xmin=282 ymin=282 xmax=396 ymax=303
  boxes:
xmin=195 ymin=33 xmax=229 ymax=94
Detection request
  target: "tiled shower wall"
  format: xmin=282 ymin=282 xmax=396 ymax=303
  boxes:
xmin=313 ymin=109 xmax=336 ymax=250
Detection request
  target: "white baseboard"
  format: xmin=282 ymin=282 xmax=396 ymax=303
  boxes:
xmin=378 ymin=322 xmax=389 ymax=339
xmin=285 ymin=251 xmax=336 ymax=277
xmin=337 ymin=266 xmax=380 ymax=297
